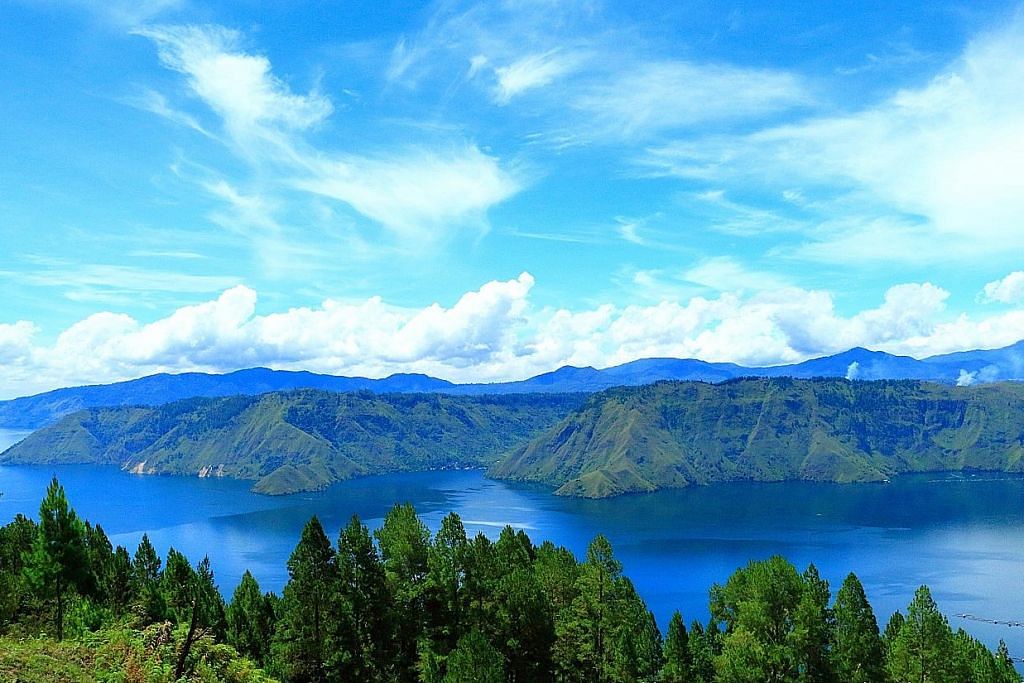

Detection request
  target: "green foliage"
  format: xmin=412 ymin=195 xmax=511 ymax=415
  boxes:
xmin=333 ymin=515 xmax=392 ymax=681
xmin=885 ymin=585 xmax=955 ymax=683
xmin=227 ymin=571 xmax=276 ymax=667
xmin=493 ymin=378 xmax=1024 ymax=497
xmin=21 ymin=477 xmax=92 ymax=640
xmin=830 ymin=573 xmax=884 ymax=683
xmin=376 ymin=502 xmax=431 ymax=683
xmin=554 ymin=535 xmax=663 ymax=682
xmin=661 ymin=611 xmax=691 ymax=682
xmin=709 ymin=558 xmax=839 ymax=683
xmin=2 ymin=478 xmax=1019 ymax=683
xmin=443 ymin=630 xmax=504 ymax=683
xmin=271 ymin=516 xmax=338 ymax=681
xmin=0 ymin=513 xmax=36 ymax=627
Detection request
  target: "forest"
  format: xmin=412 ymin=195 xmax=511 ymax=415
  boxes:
xmin=0 ymin=478 xmax=1019 ymax=682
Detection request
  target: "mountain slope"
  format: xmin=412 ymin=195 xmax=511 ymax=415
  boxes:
xmin=489 ymin=378 xmax=1024 ymax=498
xmin=0 ymin=368 xmax=457 ymax=430
xmin=4 ymin=340 xmax=1024 ymax=429
xmin=0 ymin=390 xmax=584 ymax=494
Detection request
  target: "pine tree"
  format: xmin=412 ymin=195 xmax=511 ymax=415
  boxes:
xmin=995 ymin=640 xmax=1019 ymax=683
xmin=0 ymin=514 xmax=36 ymax=626
xmin=106 ymin=546 xmax=134 ymax=616
xmin=885 ymin=586 xmax=954 ymax=683
xmin=132 ymin=533 xmax=165 ymax=622
xmin=688 ymin=620 xmax=720 ymax=683
xmin=22 ymin=477 xmax=91 ymax=640
xmin=375 ymin=503 xmax=431 ymax=683
xmin=272 ymin=515 xmax=339 ymax=682
xmin=463 ymin=532 xmax=498 ymax=635
xmin=493 ymin=563 xmax=555 ymax=682
xmin=555 ymin=534 xmax=623 ymax=683
xmin=443 ymin=630 xmax=504 ymax=683
xmin=792 ymin=564 xmax=833 ymax=683
xmin=830 ymin=573 xmax=884 ymax=683
xmin=334 ymin=515 xmax=392 ymax=681
xmin=82 ymin=522 xmax=111 ymax=602
xmin=662 ymin=611 xmax=692 ymax=682
xmin=227 ymin=570 xmax=275 ymax=666
xmin=710 ymin=556 xmax=805 ymax=683
xmin=426 ymin=512 xmax=469 ymax=657
xmin=610 ymin=579 xmax=663 ymax=682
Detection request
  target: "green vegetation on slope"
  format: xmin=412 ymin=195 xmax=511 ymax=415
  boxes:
xmin=0 ymin=390 xmax=584 ymax=494
xmin=1 ymin=479 xmax=1017 ymax=682
xmin=490 ymin=378 xmax=1024 ymax=497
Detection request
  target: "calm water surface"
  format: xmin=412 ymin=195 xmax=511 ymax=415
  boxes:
xmin=1 ymin=460 xmax=1022 ymax=656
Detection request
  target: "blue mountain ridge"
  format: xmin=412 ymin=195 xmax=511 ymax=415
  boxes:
xmin=1 ymin=340 xmax=1022 ymax=429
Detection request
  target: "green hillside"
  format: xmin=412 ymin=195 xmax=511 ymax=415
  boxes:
xmin=489 ymin=378 xmax=1024 ymax=497
xmin=0 ymin=390 xmax=584 ymax=494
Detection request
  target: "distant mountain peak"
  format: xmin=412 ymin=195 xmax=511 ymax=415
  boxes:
xmin=2 ymin=339 xmax=1024 ymax=429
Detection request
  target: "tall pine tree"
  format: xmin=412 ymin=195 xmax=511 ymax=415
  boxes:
xmin=22 ymin=477 xmax=90 ymax=640
xmin=272 ymin=516 xmax=339 ymax=682
xmin=830 ymin=573 xmax=884 ymax=683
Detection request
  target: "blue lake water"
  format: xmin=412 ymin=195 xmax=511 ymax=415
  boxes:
xmin=1 ymin=457 xmax=1023 ymax=658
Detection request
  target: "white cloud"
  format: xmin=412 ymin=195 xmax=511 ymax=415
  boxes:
xmin=296 ymin=147 xmax=521 ymax=239
xmin=5 ymin=275 xmax=1024 ymax=399
xmin=137 ymin=24 xmax=521 ymax=242
xmin=956 ymin=369 xmax=976 ymax=386
xmin=0 ymin=262 xmax=242 ymax=306
xmin=683 ymin=256 xmax=790 ymax=292
xmin=493 ymin=50 xmax=586 ymax=104
xmin=983 ymin=271 xmax=1024 ymax=304
xmin=575 ymin=60 xmax=811 ymax=138
xmin=845 ymin=361 xmax=860 ymax=381
xmin=136 ymin=24 xmax=332 ymax=160
xmin=125 ymin=89 xmax=214 ymax=138
xmin=643 ymin=16 xmax=1024 ymax=260
xmin=0 ymin=322 xmax=37 ymax=364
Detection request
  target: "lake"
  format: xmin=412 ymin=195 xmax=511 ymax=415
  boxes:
xmin=1 ymin=460 xmax=1023 ymax=658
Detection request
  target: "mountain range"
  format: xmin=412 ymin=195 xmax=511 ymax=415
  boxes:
xmin=6 ymin=378 xmax=1024 ymax=498
xmin=2 ymin=341 xmax=1023 ymax=429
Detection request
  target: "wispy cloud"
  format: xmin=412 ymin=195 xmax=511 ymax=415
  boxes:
xmin=123 ymin=88 xmax=214 ymax=138
xmin=642 ymin=15 xmax=1024 ymax=262
xmin=0 ymin=260 xmax=242 ymax=306
xmin=295 ymin=147 xmax=521 ymax=239
xmin=134 ymin=23 xmax=522 ymax=245
xmin=575 ymin=60 xmax=813 ymax=138
xmin=493 ymin=49 xmax=588 ymax=104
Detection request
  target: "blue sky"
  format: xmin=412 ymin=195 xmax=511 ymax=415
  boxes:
xmin=1 ymin=0 xmax=1023 ymax=397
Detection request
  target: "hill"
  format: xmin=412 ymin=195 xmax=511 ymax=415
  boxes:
xmin=489 ymin=378 xmax=1024 ymax=498
xmin=2 ymin=340 xmax=1023 ymax=430
xmin=0 ymin=390 xmax=584 ymax=494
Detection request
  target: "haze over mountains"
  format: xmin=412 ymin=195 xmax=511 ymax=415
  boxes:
xmin=1 ymin=341 xmax=1023 ymax=429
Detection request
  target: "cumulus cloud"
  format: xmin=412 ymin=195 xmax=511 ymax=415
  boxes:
xmin=983 ymin=271 xmax=1024 ymax=304
xmin=5 ymin=275 xmax=1024 ymax=399
xmin=0 ymin=322 xmax=37 ymax=364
